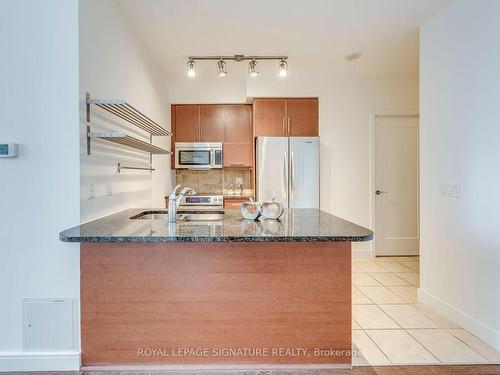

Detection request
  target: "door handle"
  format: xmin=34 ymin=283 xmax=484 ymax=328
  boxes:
xmin=283 ymin=151 xmax=287 ymax=200
xmin=290 ymin=151 xmax=294 ymax=201
xmin=375 ymin=190 xmax=388 ymax=195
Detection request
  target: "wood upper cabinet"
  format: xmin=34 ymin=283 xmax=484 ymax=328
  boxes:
xmin=286 ymin=98 xmax=318 ymax=136
xmin=199 ymin=105 xmax=224 ymax=142
xmin=223 ymin=105 xmax=253 ymax=168
xmin=253 ymin=99 xmax=286 ymax=137
xmin=223 ymin=105 xmax=252 ymax=142
xmin=174 ymin=105 xmax=199 ymax=142
xmin=253 ymin=98 xmax=318 ymax=137
xmin=172 ymin=105 xmax=224 ymax=143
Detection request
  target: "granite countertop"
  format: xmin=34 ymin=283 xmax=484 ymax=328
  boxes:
xmin=59 ymin=208 xmax=373 ymax=243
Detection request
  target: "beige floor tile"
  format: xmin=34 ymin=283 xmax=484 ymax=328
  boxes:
xmin=352 ymin=272 xmax=381 ymax=286
xmin=376 ymin=261 xmax=414 ymax=273
xmin=355 ymin=262 xmax=388 ymax=273
xmin=352 ymin=287 xmax=373 ymax=304
xmin=388 ymin=285 xmax=418 ymax=303
xmin=414 ymin=303 xmax=461 ymax=328
xmin=399 ymin=261 xmax=420 ymax=272
xmin=407 ymin=329 xmax=488 ymax=363
xmin=380 ymin=305 xmax=438 ymax=328
xmin=365 ymin=329 xmax=438 ymax=364
xmin=352 ymin=329 xmax=390 ymax=365
xmin=394 ymin=272 xmax=420 ymax=286
xmin=357 ymin=286 xmax=406 ymax=304
xmin=449 ymin=328 xmax=500 ymax=363
xmin=352 ymin=319 xmax=361 ymax=329
xmin=368 ymin=272 xmax=410 ymax=286
xmin=352 ymin=305 xmax=399 ymax=329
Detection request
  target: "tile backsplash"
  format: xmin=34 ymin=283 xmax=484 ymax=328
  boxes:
xmin=176 ymin=169 xmax=253 ymax=197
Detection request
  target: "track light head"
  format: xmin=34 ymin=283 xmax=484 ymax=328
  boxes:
xmin=248 ymin=59 xmax=259 ymax=78
xmin=278 ymin=59 xmax=288 ymax=77
xmin=217 ymin=59 xmax=227 ymax=77
xmin=187 ymin=58 xmax=196 ymax=77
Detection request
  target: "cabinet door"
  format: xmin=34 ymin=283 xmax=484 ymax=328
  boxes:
xmin=224 ymin=199 xmax=249 ymax=209
xmin=253 ymin=99 xmax=286 ymax=137
xmin=223 ymin=143 xmax=252 ymax=168
xmin=200 ymin=105 xmax=224 ymax=142
xmin=223 ymin=105 xmax=252 ymax=143
xmin=174 ymin=105 xmax=200 ymax=142
xmin=286 ymin=98 xmax=318 ymax=136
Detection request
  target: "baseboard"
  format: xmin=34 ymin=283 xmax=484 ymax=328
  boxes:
xmin=352 ymin=241 xmax=373 ymax=258
xmin=418 ymin=288 xmax=500 ymax=351
xmin=0 ymin=351 xmax=80 ymax=372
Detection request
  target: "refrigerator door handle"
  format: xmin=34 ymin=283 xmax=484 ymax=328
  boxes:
xmin=290 ymin=151 xmax=294 ymax=200
xmin=283 ymin=151 xmax=287 ymax=201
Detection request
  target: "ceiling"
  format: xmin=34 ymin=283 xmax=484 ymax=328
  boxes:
xmin=116 ymin=0 xmax=450 ymax=79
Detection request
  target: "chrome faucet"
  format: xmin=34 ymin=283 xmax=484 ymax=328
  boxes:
xmin=168 ymin=185 xmax=196 ymax=222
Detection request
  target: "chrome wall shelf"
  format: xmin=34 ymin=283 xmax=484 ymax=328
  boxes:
xmin=88 ymin=132 xmax=170 ymax=154
xmin=85 ymin=93 xmax=172 ymax=174
xmin=87 ymin=98 xmax=171 ymax=136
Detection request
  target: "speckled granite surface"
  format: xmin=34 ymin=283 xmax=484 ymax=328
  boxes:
xmin=59 ymin=208 xmax=372 ymax=243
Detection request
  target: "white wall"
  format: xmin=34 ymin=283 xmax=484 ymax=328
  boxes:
xmin=169 ymin=65 xmax=419 ymax=255
xmin=0 ymin=0 xmax=80 ymax=370
xmin=80 ymin=0 xmax=173 ymax=223
xmin=419 ymin=0 xmax=500 ymax=350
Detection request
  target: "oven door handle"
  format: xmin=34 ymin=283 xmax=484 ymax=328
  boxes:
xmin=210 ymin=149 xmax=215 ymax=167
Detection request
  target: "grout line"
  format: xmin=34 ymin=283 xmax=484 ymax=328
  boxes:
xmin=445 ymin=328 xmax=491 ymax=363
xmin=403 ymin=328 xmax=446 ymax=364
xmin=360 ymin=328 xmax=392 ymax=365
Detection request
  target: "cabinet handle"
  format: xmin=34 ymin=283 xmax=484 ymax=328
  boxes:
xmin=230 ymin=162 xmax=245 ymax=166
xmin=287 ymin=118 xmax=291 ymax=134
xmin=282 ymin=118 xmax=286 ymax=135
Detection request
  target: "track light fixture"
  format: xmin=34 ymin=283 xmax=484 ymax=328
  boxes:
xmin=217 ymin=59 xmax=227 ymax=77
xmin=248 ymin=59 xmax=259 ymax=78
xmin=277 ymin=59 xmax=288 ymax=77
xmin=186 ymin=55 xmax=288 ymax=78
xmin=187 ymin=58 xmax=196 ymax=77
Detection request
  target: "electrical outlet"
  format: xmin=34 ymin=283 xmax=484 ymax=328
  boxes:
xmin=87 ymin=183 xmax=96 ymax=200
xmin=106 ymin=181 xmax=113 ymax=196
xmin=235 ymin=177 xmax=243 ymax=185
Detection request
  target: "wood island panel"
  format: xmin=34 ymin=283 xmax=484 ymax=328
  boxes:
xmin=81 ymin=242 xmax=351 ymax=366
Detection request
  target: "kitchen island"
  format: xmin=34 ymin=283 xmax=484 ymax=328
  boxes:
xmin=60 ymin=208 xmax=372 ymax=367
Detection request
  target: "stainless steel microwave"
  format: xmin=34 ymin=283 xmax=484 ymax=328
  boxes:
xmin=175 ymin=142 xmax=223 ymax=169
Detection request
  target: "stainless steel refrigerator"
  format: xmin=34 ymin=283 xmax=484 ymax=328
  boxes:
xmin=256 ymin=136 xmax=319 ymax=208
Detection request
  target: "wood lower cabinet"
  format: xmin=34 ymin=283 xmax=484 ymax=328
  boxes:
xmin=224 ymin=198 xmax=250 ymax=209
xmin=253 ymin=98 xmax=318 ymax=137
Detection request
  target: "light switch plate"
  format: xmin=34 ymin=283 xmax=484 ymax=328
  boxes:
xmin=106 ymin=181 xmax=113 ymax=196
xmin=440 ymin=184 xmax=460 ymax=198
xmin=235 ymin=177 xmax=243 ymax=185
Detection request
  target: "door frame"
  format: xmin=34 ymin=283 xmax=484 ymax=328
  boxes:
xmin=369 ymin=110 xmax=420 ymax=258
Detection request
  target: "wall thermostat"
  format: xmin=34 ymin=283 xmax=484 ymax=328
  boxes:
xmin=0 ymin=143 xmax=18 ymax=158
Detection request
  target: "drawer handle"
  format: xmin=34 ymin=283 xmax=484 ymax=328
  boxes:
xmin=230 ymin=162 xmax=245 ymax=166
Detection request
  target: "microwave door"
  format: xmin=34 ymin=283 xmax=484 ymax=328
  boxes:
xmin=179 ymin=149 xmax=211 ymax=168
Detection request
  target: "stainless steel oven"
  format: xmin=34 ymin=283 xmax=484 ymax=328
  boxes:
xmin=175 ymin=142 xmax=223 ymax=169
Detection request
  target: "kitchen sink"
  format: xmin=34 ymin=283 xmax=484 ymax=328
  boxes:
xmin=131 ymin=210 xmax=224 ymax=221
xmin=177 ymin=213 xmax=224 ymax=221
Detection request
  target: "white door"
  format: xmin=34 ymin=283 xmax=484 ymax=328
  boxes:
xmin=375 ymin=115 xmax=419 ymax=256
